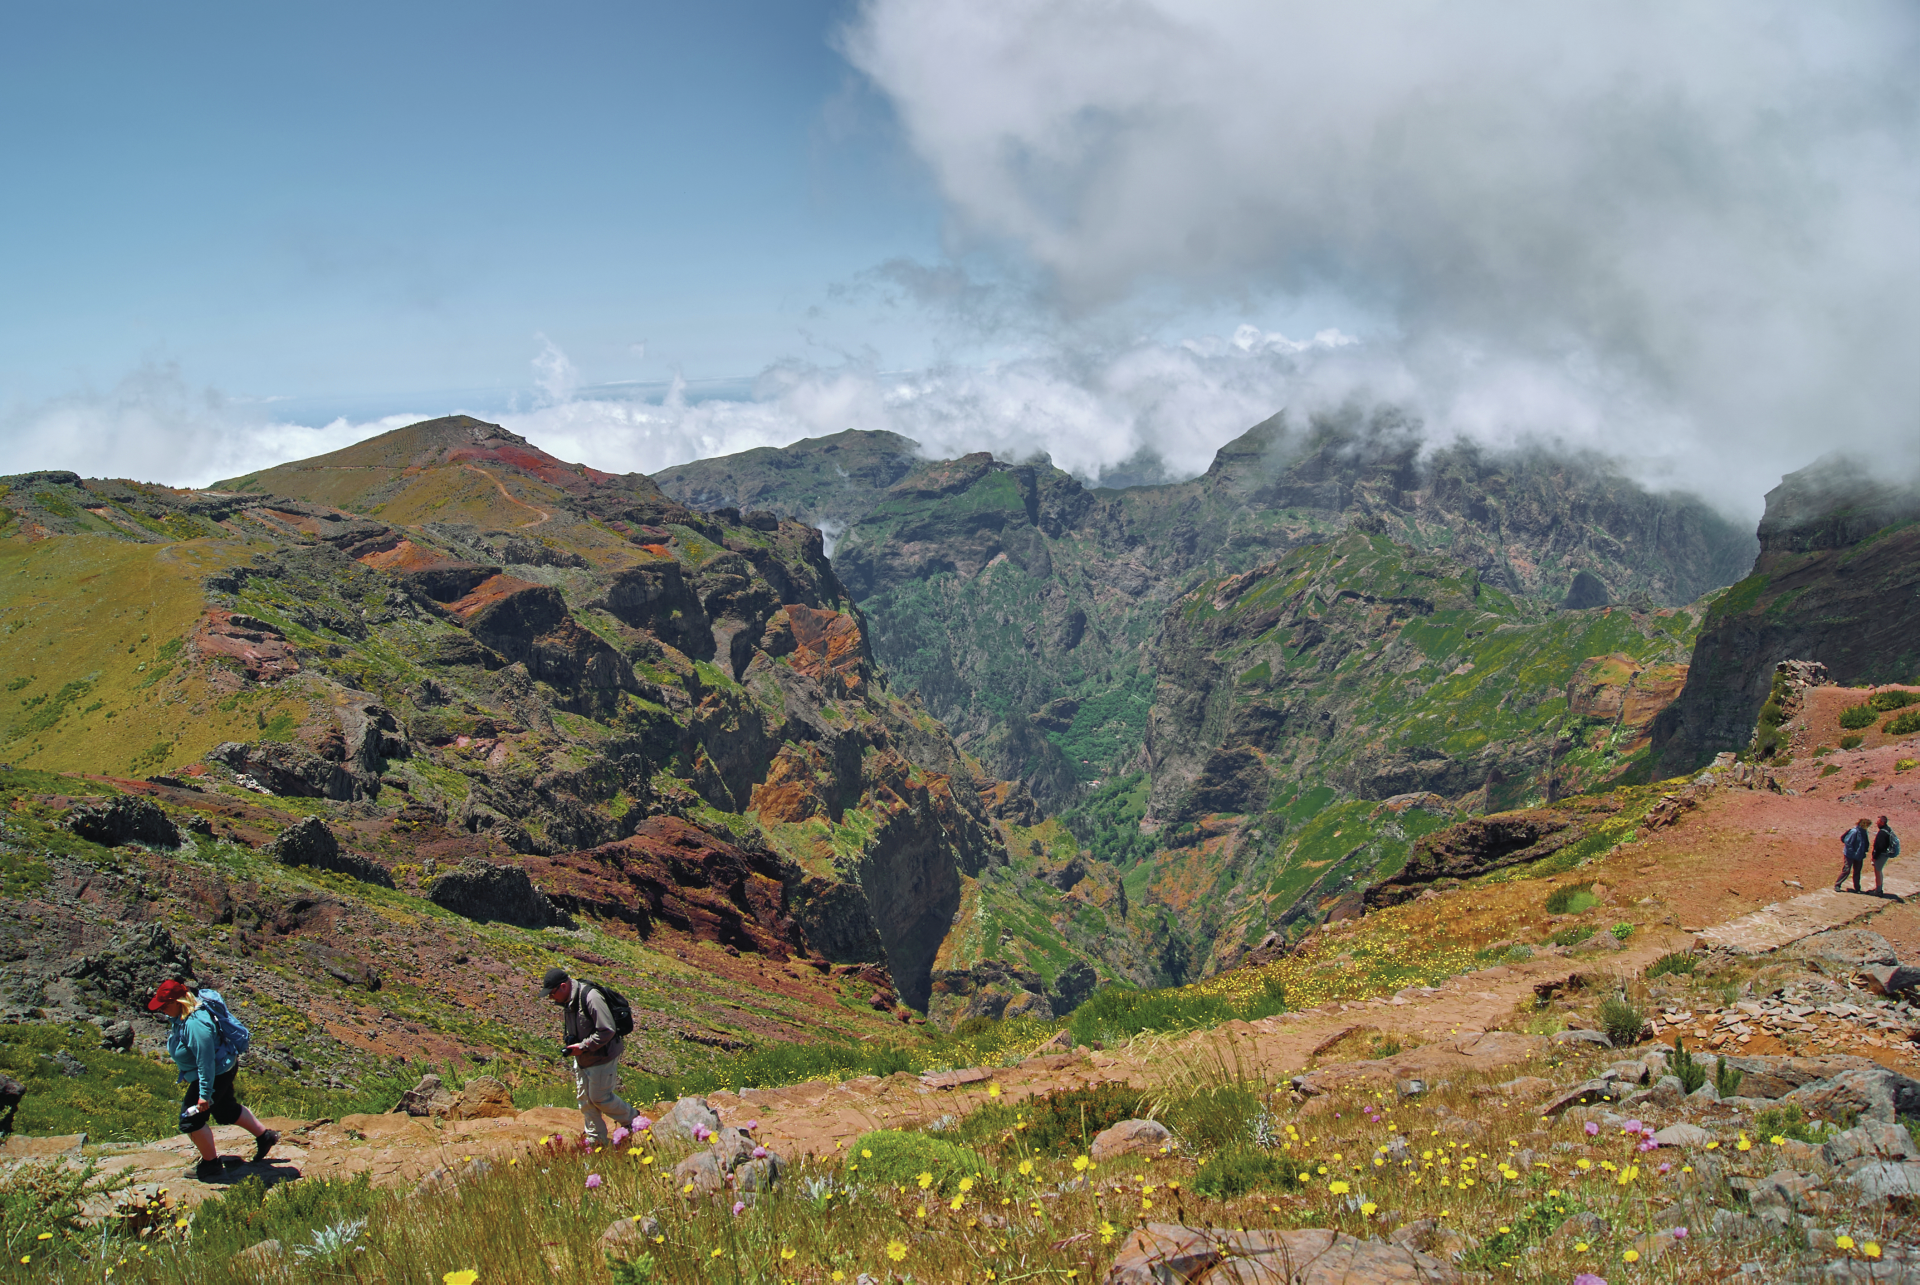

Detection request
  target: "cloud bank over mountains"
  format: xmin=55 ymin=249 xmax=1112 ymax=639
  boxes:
xmin=4 ymin=2 xmax=1916 ymax=515
xmin=843 ymin=0 xmax=1920 ymax=504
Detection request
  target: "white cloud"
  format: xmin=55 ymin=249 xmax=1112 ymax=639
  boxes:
xmin=841 ymin=0 xmax=1920 ymax=512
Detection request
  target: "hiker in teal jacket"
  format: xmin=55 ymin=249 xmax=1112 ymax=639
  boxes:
xmin=148 ymin=980 xmax=277 ymax=1182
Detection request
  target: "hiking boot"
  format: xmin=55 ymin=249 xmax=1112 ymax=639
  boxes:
xmin=252 ymin=1129 xmax=279 ymax=1164
xmin=188 ymin=1159 xmax=225 ymax=1182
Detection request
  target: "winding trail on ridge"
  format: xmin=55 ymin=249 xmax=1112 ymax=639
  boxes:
xmin=463 ymin=463 xmax=552 ymax=529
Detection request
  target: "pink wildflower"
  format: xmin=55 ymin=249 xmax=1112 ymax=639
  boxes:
xmin=1672 ymin=1227 xmax=1688 ymax=1239
xmin=632 ymin=1115 xmax=653 ymax=1131
xmin=585 ymin=1174 xmax=602 ymax=1190
xmin=752 ymin=1146 xmax=768 ymax=1159
xmin=1623 ymin=1119 xmax=1644 ymax=1134
xmin=731 ymin=1201 xmax=746 ymax=1216
xmin=1573 ymin=1275 xmax=1608 ymax=1285
xmin=609 ymin=1126 xmax=630 ymax=1146
xmin=1583 ymin=1122 xmax=1600 ymax=1137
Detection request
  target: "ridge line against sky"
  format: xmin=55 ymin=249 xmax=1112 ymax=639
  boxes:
xmin=3 ymin=1 xmax=1918 ymax=516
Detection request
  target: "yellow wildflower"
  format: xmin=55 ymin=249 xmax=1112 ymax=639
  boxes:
xmin=886 ymin=1240 xmax=909 ymax=1262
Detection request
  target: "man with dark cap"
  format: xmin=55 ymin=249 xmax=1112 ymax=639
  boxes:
xmin=543 ymin=966 xmax=636 ymax=1147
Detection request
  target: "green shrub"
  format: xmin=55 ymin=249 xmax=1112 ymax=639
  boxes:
xmin=1855 ymin=778 xmax=1876 ymax=791
xmin=1841 ymin=735 xmax=1865 ymax=750
xmin=1193 ymin=1147 xmax=1302 ymax=1198
xmin=1545 ymin=884 xmax=1599 ymax=915
xmin=1871 ymin=690 xmax=1920 ymax=712
xmin=1758 ymin=699 xmax=1785 ymax=727
xmin=1610 ymin=922 xmax=1634 ymax=941
xmin=1645 ymin=951 xmax=1699 ymax=979
xmin=189 ymin=1171 xmax=380 ymax=1261
xmin=848 ymin=1131 xmax=996 ymax=1195
xmin=1667 ymin=1040 xmax=1707 ymax=1094
xmin=1597 ymin=994 xmax=1645 ymax=1046
xmin=1814 ymin=745 xmax=1835 ymax=757
xmin=1503 ymin=944 xmax=1534 ymax=964
xmin=1715 ymin=1056 xmax=1744 ymax=1098
xmin=1756 ymin=1103 xmax=1833 ymax=1143
xmin=1066 ymin=977 xmax=1286 ymax=1046
xmin=1888 ymin=710 xmax=1920 ymax=737
xmin=1550 ymin=925 xmax=1594 ymax=947
xmin=1465 ymin=1195 xmax=1591 ymax=1270
xmin=1161 ymin=1080 xmax=1269 ymax=1154
xmin=1822 ymin=764 xmax=1842 ymax=777
xmin=950 ymin=1016 xmax=998 ymax=1039
xmin=1898 ymin=759 xmax=1918 ymax=773
xmin=995 ymin=1083 xmax=1149 ymax=1157
xmin=0 ymin=1158 xmax=125 ymax=1271
xmin=1840 ymin=705 xmax=1879 ymax=729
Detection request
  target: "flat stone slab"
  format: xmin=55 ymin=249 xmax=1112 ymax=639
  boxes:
xmin=1696 ymin=878 xmax=1920 ymax=955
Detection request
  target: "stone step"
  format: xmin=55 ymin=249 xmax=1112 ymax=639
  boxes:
xmin=1697 ymin=878 xmax=1920 ymax=955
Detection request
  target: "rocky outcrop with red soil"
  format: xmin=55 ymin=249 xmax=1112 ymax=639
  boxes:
xmin=526 ymin=817 xmax=798 ymax=958
xmin=1366 ymin=810 xmax=1583 ymax=907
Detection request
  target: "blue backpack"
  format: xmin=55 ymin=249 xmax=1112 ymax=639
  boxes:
xmin=197 ymin=989 xmax=251 ymax=1062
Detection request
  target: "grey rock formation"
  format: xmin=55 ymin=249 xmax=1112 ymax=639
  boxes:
xmin=67 ymin=795 xmax=180 ymax=848
xmin=426 ymin=860 xmax=570 ymax=929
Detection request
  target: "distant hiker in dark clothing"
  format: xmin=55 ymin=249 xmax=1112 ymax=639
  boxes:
xmin=1873 ymin=815 xmax=1901 ymax=895
xmin=1838 ymin=818 xmax=1873 ymax=892
xmin=543 ymin=966 xmax=636 ymax=1147
xmin=149 ymin=979 xmax=276 ymax=1182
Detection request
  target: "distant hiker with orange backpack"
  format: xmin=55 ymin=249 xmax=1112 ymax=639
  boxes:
xmin=1873 ymin=815 xmax=1901 ymax=895
xmin=1837 ymin=818 xmax=1872 ymax=893
xmin=148 ymin=979 xmax=277 ymax=1182
xmin=542 ymin=966 xmax=637 ymax=1147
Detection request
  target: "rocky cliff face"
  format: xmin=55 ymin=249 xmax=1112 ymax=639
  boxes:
xmin=660 ymin=412 xmax=1751 ymax=811
xmin=1650 ymin=457 xmax=1920 ymax=773
xmin=0 ymin=417 xmax=1126 ymax=1015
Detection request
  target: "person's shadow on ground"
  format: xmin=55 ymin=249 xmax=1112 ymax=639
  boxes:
xmin=202 ymin=1157 xmax=303 ymax=1188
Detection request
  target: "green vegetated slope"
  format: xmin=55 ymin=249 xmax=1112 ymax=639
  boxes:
xmin=1 ymin=419 xmax=1148 ymax=1087
xmin=1124 ymin=531 xmax=1706 ymax=972
xmin=657 ymin=411 xmax=1749 ymax=981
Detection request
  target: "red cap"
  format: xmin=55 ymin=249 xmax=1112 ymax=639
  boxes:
xmin=147 ymin=979 xmax=190 ymax=1012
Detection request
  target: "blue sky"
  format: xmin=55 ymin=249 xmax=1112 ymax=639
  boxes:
xmin=2 ymin=3 xmax=1914 ymax=513
xmin=0 ymin=1 xmax=940 ymax=406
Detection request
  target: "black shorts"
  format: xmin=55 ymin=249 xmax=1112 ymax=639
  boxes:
xmin=179 ymin=1067 xmax=243 ymax=1133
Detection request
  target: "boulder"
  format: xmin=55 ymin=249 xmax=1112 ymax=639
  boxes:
xmin=98 ymin=1021 xmax=135 ymax=1052
xmin=1651 ymin=1123 xmax=1711 ymax=1148
xmin=1537 ymin=1079 xmax=1624 ymax=1116
xmin=1552 ymin=1028 xmax=1613 ymax=1049
xmin=427 ymin=860 xmax=570 ymax=929
xmin=655 ymin=1096 xmax=721 ymax=1145
xmin=1792 ymin=929 xmax=1898 ymax=971
xmin=1104 ymin=1223 xmax=1458 ymax=1285
xmin=271 ymin=818 xmax=395 ymax=888
xmin=598 ymin=1216 xmax=663 ymax=1261
xmin=230 ymin=1238 xmax=285 ymax=1279
xmin=672 ymin=1149 xmax=727 ymax=1197
xmin=1863 ymin=964 xmax=1920 ymax=997
xmin=735 ymin=1154 xmax=785 ymax=1192
xmin=1842 ymin=1161 xmax=1920 ymax=1201
xmin=1090 ymin=1119 xmax=1175 ymax=1163
xmin=392 ymin=1073 xmax=456 ymax=1118
xmin=1823 ymin=1122 xmax=1920 ymax=1169
xmin=67 ymin=795 xmax=180 ymax=848
xmin=1627 ymin=1076 xmax=1687 ymax=1109
xmin=1785 ymin=1066 xmax=1920 ymax=1122
xmin=1546 ymin=1211 xmax=1608 ymax=1250
xmin=1719 ymin=1054 xmax=1879 ymax=1101
xmin=445 ymin=1076 xmax=517 ymax=1121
